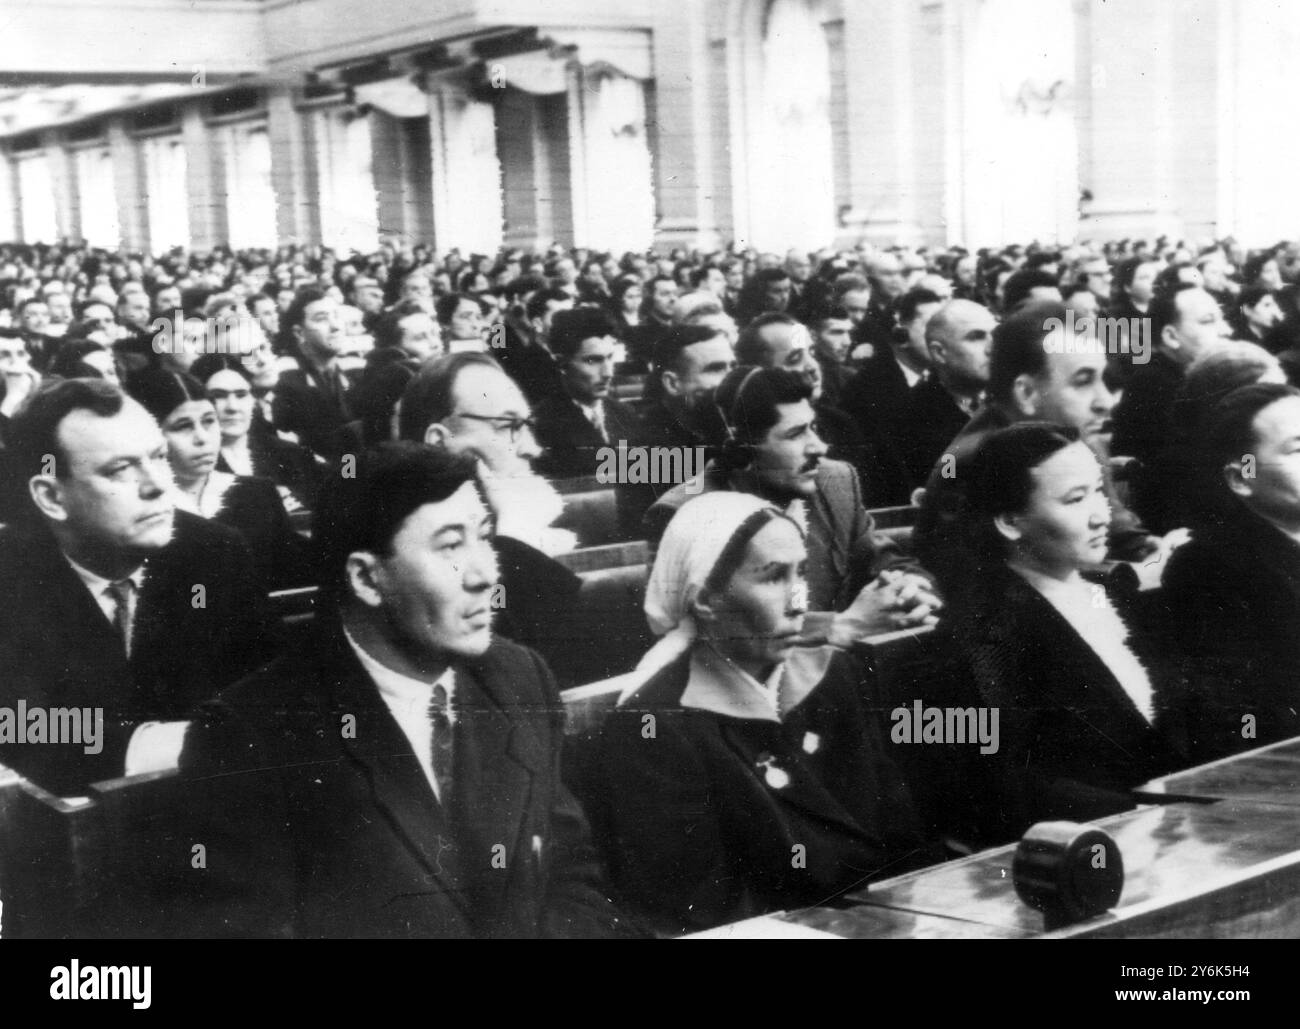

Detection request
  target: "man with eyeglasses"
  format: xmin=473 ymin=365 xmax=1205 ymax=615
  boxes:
xmin=398 ymin=352 xmax=584 ymax=684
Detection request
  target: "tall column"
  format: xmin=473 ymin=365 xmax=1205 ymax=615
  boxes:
xmin=266 ymin=82 xmax=320 ymax=246
xmin=496 ymin=88 xmax=545 ymax=249
xmin=651 ymin=0 xmax=721 ymax=250
xmin=40 ymin=130 xmax=77 ymax=243
xmin=182 ymin=103 xmax=226 ymax=250
xmin=106 ymin=116 xmax=147 ymax=251
xmin=426 ymin=78 xmax=504 ymax=254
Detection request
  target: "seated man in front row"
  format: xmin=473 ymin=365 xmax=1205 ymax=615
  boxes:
xmin=0 ymin=378 xmax=273 ymax=794
xmin=645 ymin=366 xmax=940 ymax=641
xmin=179 ymin=443 xmax=632 ymax=938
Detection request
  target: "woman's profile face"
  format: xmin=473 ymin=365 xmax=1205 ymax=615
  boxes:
xmin=1002 ymin=441 xmax=1111 ymax=577
xmin=162 ymin=399 xmax=222 ymax=484
xmin=700 ymin=518 xmax=808 ymax=674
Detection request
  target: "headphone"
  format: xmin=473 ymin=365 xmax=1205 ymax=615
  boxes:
xmin=717 ymin=366 xmax=766 ymax=470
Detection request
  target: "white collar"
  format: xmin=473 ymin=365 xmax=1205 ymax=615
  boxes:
xmin=343 ymin=625 xmax=457 ymax=722
xmin=63 ymin=552 xmax=147 ymax=596
xmin=173 ymin=470 xmax=237 ymax=520
xmin=680 ymin=643 xmax=833 ymax=723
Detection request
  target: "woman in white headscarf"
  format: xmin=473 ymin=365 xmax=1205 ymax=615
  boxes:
xmin=595 ymin=492 xmax=930 ymax=936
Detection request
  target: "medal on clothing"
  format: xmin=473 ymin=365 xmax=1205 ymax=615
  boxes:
xmin=802 ymin=731 xmax=821 ymax=755
xmin=756 ymin=752 xmax=790 ymax=790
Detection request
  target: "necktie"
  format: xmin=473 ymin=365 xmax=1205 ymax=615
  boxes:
xmin=428 ymin=681 xmax=455 ymax=804
xmin=106 ymin=578 xmax=135 ymax=658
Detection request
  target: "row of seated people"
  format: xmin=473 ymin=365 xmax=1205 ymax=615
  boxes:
xmin=2 ymin=296 xmax=1300 ymax=936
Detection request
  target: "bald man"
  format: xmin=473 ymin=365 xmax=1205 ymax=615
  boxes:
xmin=893 ymin=299 xmax=996 ymax=489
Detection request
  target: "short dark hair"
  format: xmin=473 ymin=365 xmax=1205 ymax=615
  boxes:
xmin=548 ymin=307 xmax=618 ymax=361
xmin=283 ymin=285 xmax=331 ymax=334
xmin=988 ymin=301 xmax=1069 ymax=404
xmin=736 ymin=312 xmax=798 ymax=366
xmin=895 ymin=287 xmax=944 ymax=326
xmin=434 ymin=292 xmax=478 ymax=326
xmin=1001 ymin=269 xmax=1060 ymax=312
xmin=1242 ymin=253 xmax=1278 ymax=287
xmin=651 ymin=324 xmax=725 ymax=379
xmin=812 ymin=305 xmax=853 ymax=327
xmin=525 ymin=287 xmax=573 ymax=322
xmin=398 ymin=351 xmax=505 ymax=442
xmin=244 ymin=291 xmax=275 ymax=315
xmin=6 ymin=376 xmax=126 ymax=486
xmin=965 ymin=422 xmax=1081 ymax=560
xmin=372 ymin=300 xmax=430 ymax=352
xmin=714 ymin=365 xmax=812 ymax=456
xmin=189 ymin=353 xmax=248 ymax=386
xmin=127 ymin=369 xmax=208 ymax=425
xmin=313 ymin=442 xmax=479 ymax=604
xmin=1237 ymin=285 xmax=1275 ymax=313
xmin=1149 ymin=283 xmax=1199 ymax=344
xmin=48 ymin=341 xmax=113 ymax=381
xmin=1204 ymin=382 xmax=1300 ymax=476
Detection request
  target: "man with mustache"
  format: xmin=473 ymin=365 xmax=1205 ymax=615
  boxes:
xmin=0 ymin=378 xmax=272 ymax=793
xmin=645 ymin=366 xmax=938 ymax=639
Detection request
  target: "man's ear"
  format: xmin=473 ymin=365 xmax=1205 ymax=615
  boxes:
xmin=345 ymin=551 xmax=385 ymax=608
xmin=1161 ymin=323 xmax=1181 ymax=353
xmin=28 ymin=474 xmax=67 ymax=523
xmin=926 ymin=337 xmax=945 ymax=366
xmin=661 ymin=369 xmax=682 ymax=397
xmin=993 ymin=511 xmax=1022 ymax=543
xmin=423 ymin=422 xmax=450 ymax=449
xmin=1224 ymin=459 xmax=1255 ymax=500
xmin=1010 ymin=373 xmax=1040 ymax=418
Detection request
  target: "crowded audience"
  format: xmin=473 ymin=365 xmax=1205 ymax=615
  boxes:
xmin=1 ymin=229 xmax=1299 ymax=937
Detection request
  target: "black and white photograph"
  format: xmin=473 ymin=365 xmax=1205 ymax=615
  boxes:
xmin=0 ymin=0 xmax=1292 ymax=969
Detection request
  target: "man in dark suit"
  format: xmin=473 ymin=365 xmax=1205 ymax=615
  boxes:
xmin=645 ymin=367 xmax=939 ymax=640
xmin=894 ymin=298 xmax=995 ymax=491
xmin=533 ymin=308 xmax=641 ymax=479
xmin=272 ymin=286 xmax=360 ymax=460
xmin=1162 ymin=383 xmax=1300 ymax=762
xmin=399 ymin=352 xmax=584 ymax=683
xmin=180 ymin=443 xmax=629 ymax=938
xmin=494 ymin=287 xmax=571 ymax=406
xmin=0 ymin=378 xmax=273 ymax=794
xmin=1111 ymin=284 xmax=1232 ymax=533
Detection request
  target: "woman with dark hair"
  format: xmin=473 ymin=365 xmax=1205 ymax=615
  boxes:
xmin=595 ymin=491 xmax=931 ymax=936
xmin=937 ymin=422 xmax=1185 ymax=844
xmin=608 ymin=275 xmax=643 ymax=339
xmin=189 ymin=353 xmax=323 ymax=514
xmin=129 ymin=369 xmax=311 ymax=590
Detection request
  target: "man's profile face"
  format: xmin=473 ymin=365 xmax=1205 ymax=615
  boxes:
xmin=757 ymin=323 xmax=821 ymax=402
xmin=41 ymin=399 xmax=176 ymax=556
xmin=1168 ymin=288 xmax=1230 ymax=363
xmin=295 ymin=297 xmax=344 ymax=359
xmin=1245 ymin=294 xmax=1283 ymax=332
xmin=651 ymin=280 xmax=678 ymax=321
xmin=1232 ymin=396 xmax=1300 ymax=531
xmin=365 ymin=481 xmax=499 ymax=660
xmin=903 ymin=301 xmax=943 ymax=366
xmin=1199 ymin=257 xmax=1229 ymax=293
xmin=436 ymin=365 xmax=540 ymax=478
xmin=1082 ymin=260 xmax=1112 ymax=300
xmin=1024 ymin=338 xmax=1114 ymax=444
xmin=870 ymin=256 xmax=906 ymax=300
xmin=402 ymin=274 xmax=434 ymax=310
xmin=763 ymin=276 xmax=793 ymax=312
xmin=954 ymin=257 xmax=977 ymax=287
xmin=352 ymin=278 xmax=385 ymax=314
xmin=446 ymin=298 xmax=485 ymax=343
xmin=564 ymin=335 xmax=617 ymax=405
xmin=704 ymin=268 xmax=727 ymax=297
xmin=814 ymin=318 xmax=853 ymax=364
xmin=118 ymin=293 xmax=152 ymax=331
xmin=751 ymin=399 xmax=828 ymax=499
xmin=666 ymin=336 xmax=735 ymax=408
xmin=840 ymin=288 xmax=870 ymax=326
xmin=398 ymin=312 xmax=442 ymax=362
xmin=929 ymin=301 xmax=995 ymax=389
xmin=533 ymin=297 xmax=574 ymax=345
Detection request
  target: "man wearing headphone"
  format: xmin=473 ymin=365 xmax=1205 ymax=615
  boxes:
xmin=644 ymin=365 xmax=941 ymax=643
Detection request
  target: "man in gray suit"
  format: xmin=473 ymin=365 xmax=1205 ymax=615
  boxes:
xmin=645 ymin=367 xmax=940 ymax=642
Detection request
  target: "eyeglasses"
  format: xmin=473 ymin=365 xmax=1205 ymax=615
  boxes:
xmin=451 ymin=412 xmax=537 ymax=442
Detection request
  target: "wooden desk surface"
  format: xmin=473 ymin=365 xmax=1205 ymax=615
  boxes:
xmin=1137 ymin=736 xmax=1300 ymax=806
xmin=783 ymin=800 xmax=1300 ymax=938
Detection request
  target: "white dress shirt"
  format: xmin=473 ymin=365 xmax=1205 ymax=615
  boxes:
xmin=344 ymin=627 xmax=457 ymax=801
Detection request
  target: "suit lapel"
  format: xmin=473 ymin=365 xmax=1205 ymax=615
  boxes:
xmin=326 ymin=631 xmax=473 ymax=917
